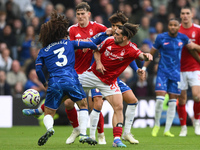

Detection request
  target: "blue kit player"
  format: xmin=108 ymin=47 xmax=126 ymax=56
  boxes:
xmin=35 ymin=11 xmax=97 ymax=146
xmin=143 ymin=18 xmax=200 ymax=137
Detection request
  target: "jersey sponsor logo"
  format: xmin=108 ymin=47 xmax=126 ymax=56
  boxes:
xmin=178 ymin=42 xmax=183 ymax=46
xmin=89 ymin=29 xmax=93 ymax=36
xmin=75 ymin=33 xmax=81 ymax=37
xmin=104 ymin=49 xmax=124 ymax=60
xmin=163 ymin=42 xmax=169 ymax=45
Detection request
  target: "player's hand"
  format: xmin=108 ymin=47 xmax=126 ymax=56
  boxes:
xmin=143 ymin=53 xmax=153 ymax=61
xmin=96 ymin=62 xmax=106 ymax=75
xmin=137 ymin=68 xmax=146 ymax=81
xmin=106 ymin=28 xmax=113 ymax=36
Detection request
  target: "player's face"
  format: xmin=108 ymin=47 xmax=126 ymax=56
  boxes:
xmin=180 ymin=8 xmax=192 ymax=24
xmin=76 ymin=9 xmax=91 ymax=26
xmin=111 ymin=22 xmax=123 ymax=34
xmin=168 ymin=20 xmax=179 ymax=36
xmin=114 ymin=29 xmax=123 ymax=44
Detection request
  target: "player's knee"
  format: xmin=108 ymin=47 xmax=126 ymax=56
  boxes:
xmin=193 ymin=95 xmax=200 ymax=102
xmin=64 ymin=100 xmax=75 ymax=110
xmin=114 ymin=103 xmax=123 ymax=112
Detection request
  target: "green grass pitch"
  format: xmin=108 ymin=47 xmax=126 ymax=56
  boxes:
xmin=0 ymin=126 xmax=199 ymax=150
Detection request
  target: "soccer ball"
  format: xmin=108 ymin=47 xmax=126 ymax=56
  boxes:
xmin=22 ymin=89 xmax=40 ymax=107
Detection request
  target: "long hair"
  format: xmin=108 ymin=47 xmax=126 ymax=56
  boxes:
xmin=39 ymin=10 xmax=69 ymax=47
xmin=119 ymin=23 xmax=139 ymax=40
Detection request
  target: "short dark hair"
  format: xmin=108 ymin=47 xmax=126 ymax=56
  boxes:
xmin=108 ymin=11 xmax=128 ymax=24
xmin=119 ymin=23 xmax=139 ymax=39
xmin=181 ymin=6 xmax=192 ymax=11
xmin=39 ymin=10 xmax=69 ymax=47
xmin=168 ymin=18 xmax=180 ymax=24
xmin=76 ymin=2 xmax=90 ymax=11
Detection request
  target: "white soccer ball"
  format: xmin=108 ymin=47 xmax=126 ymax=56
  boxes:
xmin=22 ymin=89 xmax=40 ymax=107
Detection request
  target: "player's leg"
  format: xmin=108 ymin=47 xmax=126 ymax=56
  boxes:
xmin=89 ymin=89 xmax=106 ymax=144
xmin=38 ymin=84 xmax=66 ymax=146
xmin=105 ymin=93 xmax=126 ymax=147
xmin=177 ymin=72 xmax=188 ymax=136
xmin=76 ymin=98 xmax=97 ymax=145
xmin=152 ymin=72 xmax=167 ymax=137
xmin=177 ymin=90 xmax=188 ymax=136
xmin=38 ymin=107 xmax=55 ymax=146
xmin=191 ymin=85 xmax=200 ymax=135
xmin=64 ymin=99 xmax=80 ymax=144
xmin=163 ymin=94 xmax=178 ymax=137
xmin=121 ymin=90 xmax=139 ymax=144
xmin=22 ymin=101 xmax=45 ymax=117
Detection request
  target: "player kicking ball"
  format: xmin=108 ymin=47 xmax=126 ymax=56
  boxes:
xmin=35 ymin=10 xmax=98 ymax=146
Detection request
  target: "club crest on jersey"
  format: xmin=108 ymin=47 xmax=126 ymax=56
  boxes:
xmin=192 ymin=31 xmax=196 ymax=38
xmin=120 ymin=49 xmax=125 ymax=56
xmin=75 ymin=33 xmax=81 ymax=37
xmin=163 ymin=42 xmax=169 ymax=45
xmin=89 ymin=29 xmax=93 ymax=36
xmin=178 ymin=42 xmax=183 ymax=46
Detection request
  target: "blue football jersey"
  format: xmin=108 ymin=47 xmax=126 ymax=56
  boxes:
xmin=153 ymin=32 xmax=190 ymax=81
xmin=35 ymin=39 xmax=97 ymax=83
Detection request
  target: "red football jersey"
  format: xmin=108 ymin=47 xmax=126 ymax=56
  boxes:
xmin=91 ymin=37 xmax=142 ymax=85
xmin=179 ymin=24 xmax=200 ymax=71
xmin=68 ymin=21 xmax=107 ymax=74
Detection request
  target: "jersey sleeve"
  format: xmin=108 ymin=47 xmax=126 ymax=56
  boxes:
xmin=35 ymin=50 xmax=46 ymax=85
xmin=72 ymin=40 xmax=97 ymax=50
xmin=129 ymin=60 xmax=139 ymax=72
xmin=90 ymin=32 xmax=108 ymax=45
xmin=97 ymin=38 xmax=110 ymax=53
xmin=153 ymin=34 xmax=162 ymax=50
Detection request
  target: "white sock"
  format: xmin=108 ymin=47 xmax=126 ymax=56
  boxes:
xmin=123 ymin=104 xmax=137 ymax=135
xmin=154 ymin=96 xmax=164 ymax=127
xmin=43 ymin=114 xmax=54 ymax=131
xmin=164 ymin=99 xmax=176 ymax=132
xmin=79 ymin=109 xmax=88 ymax=135
xmin=90 ymin=109 xmax=100 ymax=139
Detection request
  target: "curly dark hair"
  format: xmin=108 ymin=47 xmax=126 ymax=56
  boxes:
xmin=39 ymin=10 xmax=69 ymax=47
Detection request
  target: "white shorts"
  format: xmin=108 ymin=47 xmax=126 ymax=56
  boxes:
xmin=180 ymin=71 xmax=200 ymax=90
xmin=79 ymin=71 xmax=121 ymax=97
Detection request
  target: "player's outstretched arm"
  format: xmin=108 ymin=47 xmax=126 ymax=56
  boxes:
xmin=138 ymin=53 xmax=153 ymax=61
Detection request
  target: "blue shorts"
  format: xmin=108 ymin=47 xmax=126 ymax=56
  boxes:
xmin=90 ymin=78 xmax=131 ymax=98
xmin=45 ymin=76 xmax=86 ymax=109
xmin=117 ymin=78 xmax=131 ymax=93
xmin=155 ymin=71 xmax=181 ymax=95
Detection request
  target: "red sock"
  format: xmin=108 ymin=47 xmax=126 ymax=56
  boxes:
xmin=113 ymin=127 xmax=122 ymax=138
xmin=65 ymin=107 xmax=79 ymax=128
xmin=97 ymin=112 xmax=104 ymax=134
xmin=41 ymin=103 xmax=44 ymax=112
xmin=194 ymin=101 xmax=200 ymax=119
xmin=177 ymin=104 xmax=187 ymax=126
